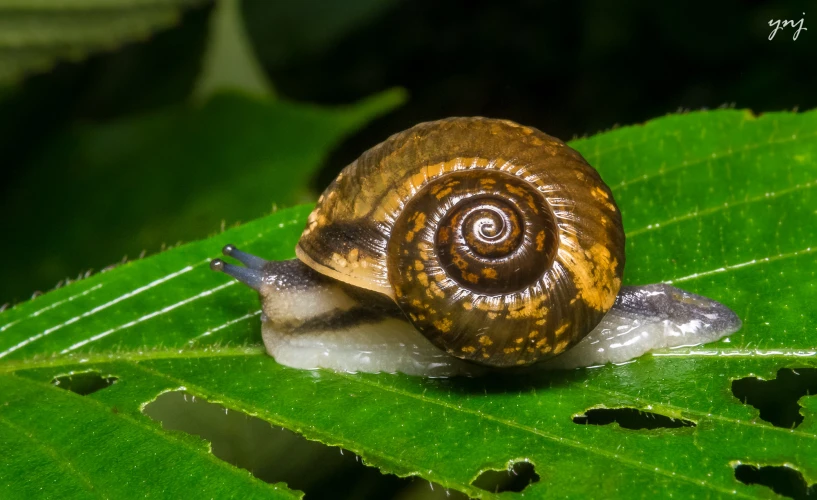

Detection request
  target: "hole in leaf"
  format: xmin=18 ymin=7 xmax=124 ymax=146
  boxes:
xmin=731 ymin=368 xmax=817 ymax=428
xmin=52 ymin=371 xmax=117 ymax=396
xmin=143 ymin=390 xmax=468 ymax=500
xmin=572 ymin=407 xmax=696 ymax=430
xmin=734 ymin=464 xmax=816 ymax=499
xmin=471 ymin=461 xmax=539 ymax=493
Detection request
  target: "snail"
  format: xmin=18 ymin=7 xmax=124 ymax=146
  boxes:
xmin=210 ymin=117 xmax=741 ymax=377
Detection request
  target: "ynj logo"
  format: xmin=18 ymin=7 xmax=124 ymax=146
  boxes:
xmin=768 ymin=13 xmax=807 ymax=40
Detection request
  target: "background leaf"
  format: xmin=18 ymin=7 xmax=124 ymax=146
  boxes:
xmin=1 ymin=108 xmax=815 ymax=498
xmin=0 ymin=0 xmax=207 ymax=84
xmin=192 ymin=0 xmax=273 ymax=100
xmin=0 ymin=88 xmax=405 ymax=304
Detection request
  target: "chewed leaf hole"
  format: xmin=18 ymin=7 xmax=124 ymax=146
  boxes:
xmin=735 ymin=464 xmax=816 ymax=499
xmin=573 ymin=407 xmax=695 ymax=430
xmin=732 ymin=368 xmax=817 ymax=428
xmin=52 ymin=371 xmax=117 ymax=396
xmin=471 ymin=461 xmax=539 ymax=493
xmin=142 ymin=390 xmax=467 ymax=500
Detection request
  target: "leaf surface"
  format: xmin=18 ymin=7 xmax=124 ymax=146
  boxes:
xmin=1 ymin=109 xmax=816 ymax=498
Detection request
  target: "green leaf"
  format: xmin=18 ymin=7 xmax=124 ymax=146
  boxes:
xmin=193 ymin=0 xmax=274 ymax=100
xmin=1 ymin=109 xmax=816 ymax=498
xmin=0 ymin=88 xmax=406 ymax=304
xmin=0 ymin=0 xmax=207 ymax=84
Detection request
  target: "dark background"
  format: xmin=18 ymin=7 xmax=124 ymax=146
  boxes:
xmin=1 ymin=0 xmax=814 ymax=303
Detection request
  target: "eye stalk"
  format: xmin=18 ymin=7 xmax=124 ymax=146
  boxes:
xmin=209 ymin=244 xmax=266 ymax=291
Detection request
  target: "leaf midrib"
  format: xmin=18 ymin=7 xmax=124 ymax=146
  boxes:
xmin=3 ymin=346 xmax=816 ymax=375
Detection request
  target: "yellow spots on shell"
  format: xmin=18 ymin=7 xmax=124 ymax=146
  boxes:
xmin=480 ymin=177 xmax=497 ymax=188
xmin=508 ymin=294 xmax=548 ymax=319
xmin=559 ymin=235 xmax=621 ymax=312
xmin=504 ymin=347 xmax=518 ymax=354
xmin=516 ymin=360 xmax=527 ymax=365
xmin=535 ymin=230 xmax=546 ymax=252
xmin=427 ymin=281 xmax=445 ymax=298
xmin=463 ymin=302 xmax=473 ymax=311
xmin=417 ymin=242 xmax=432 ymax=261
xmin=404 ymin=211 xmax=427 ymax=243
xmin=487 ymin=312 xmax=498 ymax=320
xmin=451 ymin=253 xmax=469 ymax=270
xmin=481 ymin=268 xmax=498 ymax=279
xmin=535 ymin=338 xmax=550 ymax=349
xmin=478 ymin=336 xmax=493 ymax=346
xmin=591 ymin=185 xmax=609 ymax=199
xmin=461 ymin=346 xmax=476 ymax=354
xmin=554 ymin=321 xmax=571 ymax=337
xmin=433 ymin=318 xmax=453 ymax=333
xmin=590 ymin=186 xmax=617 ymax=213
xmin=535 ymin=319 xmax=546 ymax=326
xmin=417 ymin=272 xmax=429 ymax=287
xmin=553 ymin=339 xmax=571 ymax=354
xmin=528 ymin=331 xmax=538 ymax=339
xmin=462 ymin=271 xmax=480 ymax=284
xmin=437 ymin=226 xmax=451 ymax=244
xmin=504 ymin=183 xmax=539 ymax=214
xmin=414 ymin=260 xmax=425 ymax=271
xmin=430 ymin=179 xmax=460 ymax=200
xmin=505 ymin=183 xmax=526 ymax=197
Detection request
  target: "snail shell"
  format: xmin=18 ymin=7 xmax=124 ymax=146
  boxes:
xmin=210 ymin=117 xmax=741 ymax=376
xmin=296 ymin=118 xmax=624 ymax=367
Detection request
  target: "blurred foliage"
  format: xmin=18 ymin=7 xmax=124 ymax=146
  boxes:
xmin=0 ymin=0 xmax=206 ymax=84
xmin=193 ymin=0 xmax=273 ymax=99
xmin=0 ymin=88 xmax=403 ymax=304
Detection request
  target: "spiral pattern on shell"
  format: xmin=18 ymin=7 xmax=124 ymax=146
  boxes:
xmin=296 ymin=117 xmax=625 ymax=367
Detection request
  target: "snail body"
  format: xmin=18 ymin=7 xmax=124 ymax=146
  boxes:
xmin=211 ymin=118 xmax=741 ymax=376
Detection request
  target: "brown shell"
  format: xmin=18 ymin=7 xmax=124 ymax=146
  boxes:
xmin=296 ymin=117 xmax=624 ymax=367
